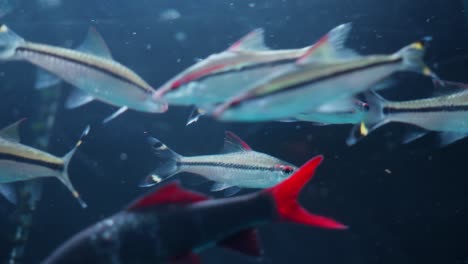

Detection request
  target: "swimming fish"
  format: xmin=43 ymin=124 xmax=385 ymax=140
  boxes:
xmin=0 ymin=119 xmax=89 ymax=208
xmin=347 ymin=88 xmax=468 ymax=146
xmin=153 ymin=23 xmax=353 ymax=108
xmin=285 ymin=97 xmax=369 ymax=125
xmin=0 ymin=24 xmax=167 ymax=123
xmin=42 ymin=156 xmax=346 ymax=264
xmin=212 ymin=29 xmax=436 ymax=122
xmin=141 ymin=131 xmax=298 ymax=196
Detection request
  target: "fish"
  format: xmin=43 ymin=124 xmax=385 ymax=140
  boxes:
xmin=0 ymin=119 xmax=89 ymax=208
xmin=140 ymin=131 xmax=298 ymax=196
xmin=212 ymin=28 xmax=436 ymax=122
xmin=0 ymin=24 xmax=167 ymax=123
xmin=153 ymin=23 xmax=353 ymax=108
xmin=285 ymin=97 xmax=369 ymax=125
xmin=346 ymin=88 xmax=468 ymax=146
xmin=42 ymin=156 xmax=346 ymax=264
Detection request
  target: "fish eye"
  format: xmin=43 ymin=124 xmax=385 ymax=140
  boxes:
xmin=275 ymin=164 xmax=294 ymax=174
xmin=282 ymin=166 xmax=294 ymax=174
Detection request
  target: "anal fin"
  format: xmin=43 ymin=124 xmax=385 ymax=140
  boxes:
xmin=438 ymin=132 xmax=468 ymax=147
xmin=0 ymin=183 xmax=17 ymax=205
xmin=65 ymin=89 xmax=95 ymax=109
xmin=218 ymin=228 xmax=262 ymax=257
xmin=210 ymin=182 xmax=241 ymax=196
xmin=35 ymin=69 xmax=61 ymax=90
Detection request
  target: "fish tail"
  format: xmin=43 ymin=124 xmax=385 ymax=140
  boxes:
xmin=140 ymin=137 xmax=182 ymax=187
xmin=346 ymin=91 xmax=389 ymax=146
xmin=59 ymin=126 xmax=90 ymax=209
xmin=0 ymin=24 xmax=25 ymax=60
xmin=264 ymin=156 xmax=347 ymax=230
xmin=395 ymin=40 xmax=438 ymax=79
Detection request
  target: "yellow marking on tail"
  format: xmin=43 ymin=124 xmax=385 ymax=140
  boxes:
xmin=411 ymin=42 xmax=424 ymax=50
xmin=423 ymin=67 xmax=432 ymax=76
xmin=151 ymin=174 xmax=162 ymax=183
xmin=360 ymin=122 xmax=369 ymax=136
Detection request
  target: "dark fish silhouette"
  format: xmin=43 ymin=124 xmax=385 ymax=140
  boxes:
xmin=43 ymin=156 xmax=346 ymax=264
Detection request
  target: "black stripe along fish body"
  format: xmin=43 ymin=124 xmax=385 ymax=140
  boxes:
xmin=0 ymin=120 xmax=88 ymax=208
xmin=213 ymin=24 xmax=436 ymax=122
xmin=141 ymin=131 xmax=297 ymax=195
xmin=42 ymin=156 xmax=346 ymax=264
xmin=0 ymin=24 xmax=167 ymax=123
xmin=347 ymin=88 xmax=468 ymax=146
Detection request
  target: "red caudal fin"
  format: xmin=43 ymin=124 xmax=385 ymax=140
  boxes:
xmin=218 ymin=228 xmax=262 ymax=257
xmin=265 ymin=156 xmax=347 ymax=229
xmin=127 ymin=182 xmax=209 ymax=210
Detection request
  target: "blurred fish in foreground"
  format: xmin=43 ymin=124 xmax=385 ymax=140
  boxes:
xmin=43 ymin=156 xmax=346 ymax=264
xmin=0 ymin=120 xmax=89 ymax=208
xmin=347 ymin=83 xmax=468 ymax=146
xmin=213 ymin=24 xmax=437 ymax=122
xmin=141 ymin=131 xmax=297 ymax=196
xmin=0 ymin=24 xmax=167 ymax=123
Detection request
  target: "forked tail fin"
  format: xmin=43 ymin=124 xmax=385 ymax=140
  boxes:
xmin=265 ymin=156 xmax=346 ymax=229
xmin=346 ymin=91 xmax=389 ymax=146
xmin=394 ymin=39 xmax=438 ymax=79
xmin=139 ymin=137 xmax=182 ymax=187
xmin=59 ymin=126 xmax=90 ymax=208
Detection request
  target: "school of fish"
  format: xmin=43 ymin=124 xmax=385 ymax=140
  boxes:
xmin=0 ymin=20 xmax=465 ymax=263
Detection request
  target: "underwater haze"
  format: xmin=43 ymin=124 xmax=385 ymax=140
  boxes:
xmin=0 ymin=0 xmax=468 ymax=263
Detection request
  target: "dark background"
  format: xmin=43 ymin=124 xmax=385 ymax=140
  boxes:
xmin=0 ymin=0 xmax=467 ymax=263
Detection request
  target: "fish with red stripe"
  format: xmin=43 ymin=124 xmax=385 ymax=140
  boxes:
xmin=153 ymin=24 xmax=353 ymax=109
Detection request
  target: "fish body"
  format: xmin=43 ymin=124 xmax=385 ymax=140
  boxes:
xmin=348 ymin=89 xmax=468 ymax=146
xmin=288 ymin=97 xmax=368 ymax=125
xmin=0 ymin=25 xmax=166 ymax=121
xmin=0 ymin=120 xmax=88 ymax=207
xmin=154 ymin=25 xmax=353 ymax=107
xmin=141 ymin=131 xmax=297 ymax=194
xmin=213 ymin=29 xmax=434 ymax=122
xmin=43 ymin=156 xmax=346 ymax=264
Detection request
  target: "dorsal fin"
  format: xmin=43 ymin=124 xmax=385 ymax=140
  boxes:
xmin=297 ymin=23 xmax=359 ymax=65
xmin=0 ymin=119 xmax=25 ymax=143
xmin=127 ymin=182 xmax=208 ymax=210
xmin=77 ymin=27 xmax=113 ymax=59
xmin=228 ymin=28 xmax=270 ymax=52
xmin=222 ymin=131 xmax=252 ymax=153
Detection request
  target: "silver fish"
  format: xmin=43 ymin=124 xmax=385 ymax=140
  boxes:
xmin=153 ymin=24 xmax=353 ymax=108
xmin=0 ymin=25 xmax=167 ymax=123
xmin=141 ymin=131 xmax=297 ymax=196
xmin=213 ymin=26 xmax=436 ymax=122
xmin=0 ymin=119 xmax=88 ymax=207
xmin=347 ymin=88 xmax=468 ymax=146
xmin=285 ymin=97 xmax=368 ymax=125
